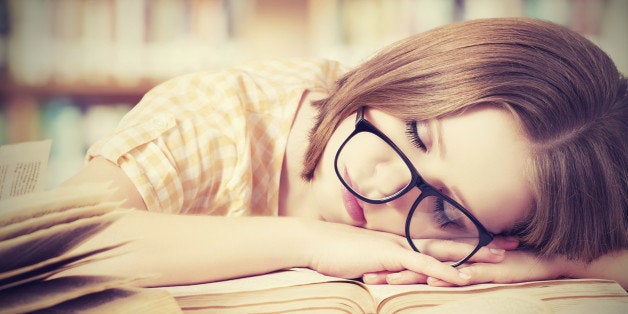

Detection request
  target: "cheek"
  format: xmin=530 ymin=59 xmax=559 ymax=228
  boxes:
xmin=463 ymin=178 xmax=533 ymax=234
xmin=443 ymin=135 xmax=533 ymax=232
xmin=443 ymin=142 xmax=533 ymax=233
xmin=309 ymin=121 xmax=356 ymax=220
xmin=364 ymin=203 xmax=409 ymax=236
xmin=317 ymin=119 xmax=357 ymax=171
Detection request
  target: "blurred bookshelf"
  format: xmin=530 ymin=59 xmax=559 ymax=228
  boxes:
xmin=0 ymin=0 xmax=626 ymax=188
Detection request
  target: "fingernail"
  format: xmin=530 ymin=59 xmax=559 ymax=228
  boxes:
xmin=490 ymin=248 xmax=505 ymax=255
xmin=458 ymin=269 xmax=471 ymax=280
xmin=427 ymin=277 xmax=447 ymax=286
xmin=386 ymin=273 xmax=402 ymax=283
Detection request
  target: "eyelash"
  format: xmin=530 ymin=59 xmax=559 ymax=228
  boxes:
xmin=405 ymin=121 xmax=427 ymax=151
xmin=433 ymin=197 xmax=469 ymax=231
xmin=433 ymin=198 xmax=454 ymax=228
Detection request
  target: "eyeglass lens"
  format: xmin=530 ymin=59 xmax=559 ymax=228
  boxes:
xmin=336 ymin=131 xmax=413 ymax=200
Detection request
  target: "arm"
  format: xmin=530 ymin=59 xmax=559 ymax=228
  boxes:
xmin=59 ymin=158 xmax=471 ymax=287
xmin=565 ymin=250 xmax=628 ymax=289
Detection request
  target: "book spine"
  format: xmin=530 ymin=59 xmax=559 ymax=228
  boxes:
xmin=5 ymin=95 xmax=40 ymax=144
xmin=7 ymin=0 xmax=53 ymax=86
xmin=0 ymin=0 xmax=8 ymax=72
xmin=52 ymin=0 xmax=84 ymax=86
xmin=40 ymin=97 xmax=84 ymax=188
xmin=112 ymin=0 xmax=147 ymax=87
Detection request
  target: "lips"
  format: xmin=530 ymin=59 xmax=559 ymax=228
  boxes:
xmin=341 ymin=187 xmax=367 ymax=224
xmin=340 ymin=169 xmax=367 ymax=224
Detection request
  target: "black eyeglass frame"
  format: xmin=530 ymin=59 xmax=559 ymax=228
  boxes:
xmin=334 ymin=106 xmax=494 ymax=267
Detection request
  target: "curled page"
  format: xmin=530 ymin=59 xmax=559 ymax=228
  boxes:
xmin=0 ymin=140 xmax=51 ymax=200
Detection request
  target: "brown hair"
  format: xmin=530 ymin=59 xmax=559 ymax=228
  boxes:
xmin=302 ymin=18 xmax=627 ymax=261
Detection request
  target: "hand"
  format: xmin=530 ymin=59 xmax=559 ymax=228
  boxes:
xmin=361 ymin=236 xmax=520 ymax=285
xmin=427 ymin=250 xmax=564 ymax=287
xmin=301 ymin=220 xmax=472 ymax=286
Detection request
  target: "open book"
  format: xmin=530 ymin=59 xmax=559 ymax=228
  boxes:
xmin=161 ymin=268 xmax=627 ymax=313
xmin=0 ymin=183 xmax=181 ymax=313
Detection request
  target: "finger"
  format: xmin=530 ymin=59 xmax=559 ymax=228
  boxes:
xmin=487 ymin=236 xmax=519 ymax=250
xmin=459 ymin=256 xmax=560 ymax=285
xmin=414 ymin=239 xmax=476 ymax=261
xmin=398 ymin=250 xmax=471 ymax=286
xmin=386 ymin=270 xmax=428 ymax=285
xmin=426 ymin=276 xmax=457 ymax=287
xmin=413 ymin=239 xmax=503 ymax=264
xmin=362 ymin=272 xmax=390 ymax=285
xmin=457 ymin=264 xmax=500 ymax=285
xmin=465 ymin=246 xmax=505 ymax=263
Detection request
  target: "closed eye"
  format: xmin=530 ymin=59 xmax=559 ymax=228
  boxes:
xmin=433 ymin=197 xmax=455 ymax=227
xmin=405 ymin=121 xmax=426 ymax=151
xmin=433 ymin=197 xmax=469 ymax=232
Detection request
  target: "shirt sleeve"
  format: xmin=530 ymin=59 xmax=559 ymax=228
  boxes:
xmin=87 ymin=70 xmax=244 ymax=214
xmin=86 ymin=58 xmax=347 ymax=215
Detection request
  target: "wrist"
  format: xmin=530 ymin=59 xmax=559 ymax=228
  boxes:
xmin=281 ymin=217 xmax=319 ymax=269
xmin=290 ymin=218 xmax=345 ymax=272
xmin=550 ymin=254 xmax=584 ymax=279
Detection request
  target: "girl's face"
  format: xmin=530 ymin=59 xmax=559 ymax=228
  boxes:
xmin=309 ymin=105 xmax=533 ymax=238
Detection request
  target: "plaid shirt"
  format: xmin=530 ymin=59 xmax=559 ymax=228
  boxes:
xmin=87 ymin=58 xmax=346 ymax=215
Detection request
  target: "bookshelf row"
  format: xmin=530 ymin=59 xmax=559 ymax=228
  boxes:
xmin=1 ymin=0 xmax=626 ymax=188
xmin=1 ymin=96 xmax=133 ymax=188
xmin=2 ymin=0 xmax=624 ymax=89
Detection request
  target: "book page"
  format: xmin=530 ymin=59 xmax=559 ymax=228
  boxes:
xmin=0 ymin=242 xmax=127 ymax=290
xmin=162 ymin=268 xmax=351 ymax=296
xmin=0 ymin=211 xmax=122 ymax=273
xmin=0 ymin=182 xmax=115 ymax=227
xmin=367 ymin=281 xmax=474 ymax=303
xmin=0 ymin=201 xmax=124 ymax=241
xmin=366 ymin=278 xmax=627 ymax=304
xmin=371 ymin=279 xmax=627 ymax=314
xmin=157 ymin=270 xmax=627 ymax=313
xmin=0 ymin=275 xmax=142 ymax=313
xmin=160 ymin=269 xmax=376 ymax=314
xmin=0 ymin=140 xmax=51 ymax=200
xmin=415 ymin=292 xmax=552 ymax=314
xmin=43 ymin=287 xmax=182 ymax=314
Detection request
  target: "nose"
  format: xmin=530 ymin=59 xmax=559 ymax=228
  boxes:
xmin=354 ymin=158 xmax=412 ymax=200
xmin=377 ymin=161 xmax=411 ymax=193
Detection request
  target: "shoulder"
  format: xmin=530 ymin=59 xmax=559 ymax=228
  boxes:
xmin=146 ymin=58 xmax=347 ymax=97
xmin=140 ymin=58 xmax=344 ymax=103
xmin=118 ymin=58 xmax=347 ymax=127
xmin=230 ymin=58 xmax=348 ymax=85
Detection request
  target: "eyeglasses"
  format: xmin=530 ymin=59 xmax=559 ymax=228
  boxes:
xmin=334 ymin=107 xmax=493 ymax=267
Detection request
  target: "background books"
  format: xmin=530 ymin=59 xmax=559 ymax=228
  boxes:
xmin=1 ymin=0 xmax=626 ymax=188
xmin=4 ymin=96 xmax=132 ymax=188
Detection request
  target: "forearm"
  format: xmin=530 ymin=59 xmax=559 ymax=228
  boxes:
xmin=565 ymin=250 xmax=628 ymax=289
xmin=57 ymin=159 xmax=470 ymax=288
xmin=63 ymin=210 xmax=310 ymax=287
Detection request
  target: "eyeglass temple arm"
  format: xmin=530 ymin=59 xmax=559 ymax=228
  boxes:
xmin=355 ymin=106 xmax=365 ymax=123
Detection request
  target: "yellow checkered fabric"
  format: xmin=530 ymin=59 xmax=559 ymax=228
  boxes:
xmin=87 ymin=58 xmax=347 ymax=216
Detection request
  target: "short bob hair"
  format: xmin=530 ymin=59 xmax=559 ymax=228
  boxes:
xmin=302 ymin=18 xmax=627 ymax=262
